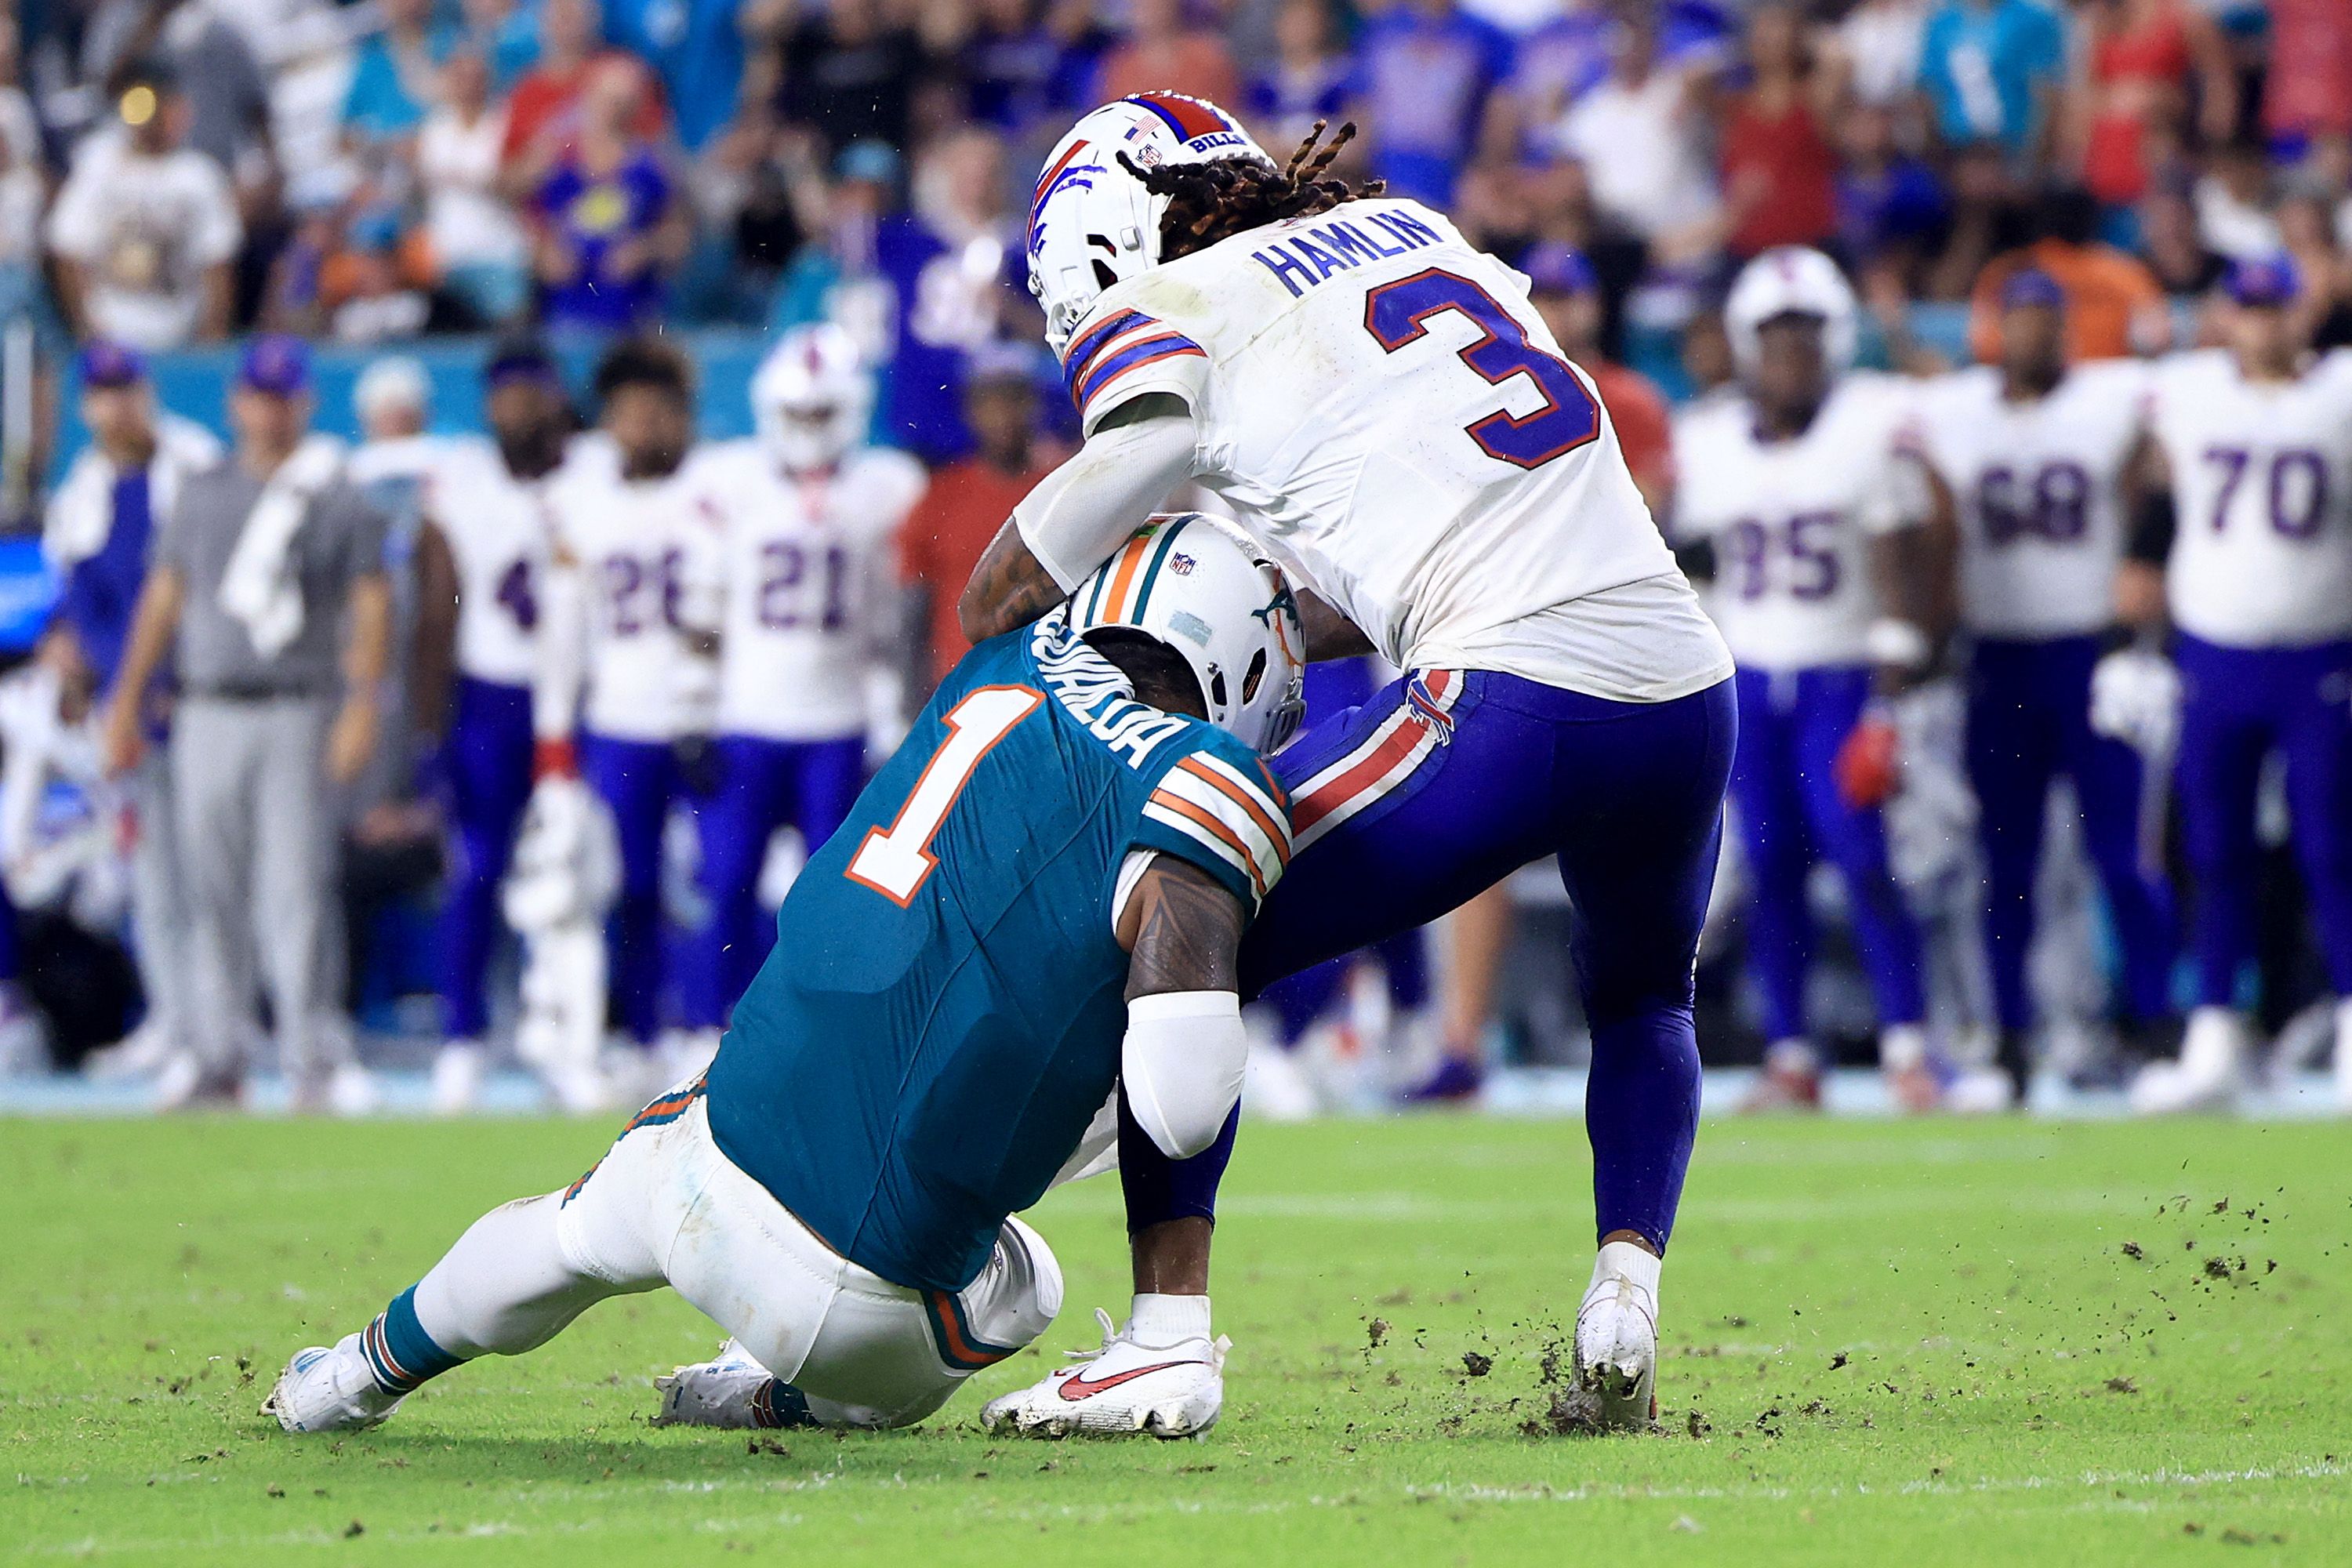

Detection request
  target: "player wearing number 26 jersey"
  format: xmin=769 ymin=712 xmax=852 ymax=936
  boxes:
xmin=2129 ymin=258 xmax=2352 ymax=1112
xmin=681 ymin=326 xmax=929 ymax=1042
xmin=1906 ymin=272 xmax=2175 ymax=1073
xmin=980 ymin=96 xmax=1737 ymax=1429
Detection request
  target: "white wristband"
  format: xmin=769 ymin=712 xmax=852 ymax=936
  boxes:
xmin=1865 ymin=618 xmax=1931 ymax=671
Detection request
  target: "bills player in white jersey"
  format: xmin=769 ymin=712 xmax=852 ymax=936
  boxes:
xmin=676 ymin=325 xmax=927 ymax=1052
xmin=1907 ymin=272 xmax=2177 ymax=1099
xmin=959 ymin=96 xmax=1736 ymax=1432
xmin=2120 ymin=258 xmax=2352 ymax=1112
xmin=532 ymin=339 xmax=724 ymax=1062
xmin=409 ymin=340 xmax=572 ymax=1111
xmin=1669 ymin=247 xmax=1943 ymax=1112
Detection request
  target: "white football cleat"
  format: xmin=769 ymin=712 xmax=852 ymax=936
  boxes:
xmin=264 ymin=1334 xmax=404 ymax=1434
xmin=430 ymin=1042 xmax=488 ymax=1116
xmin=979 ymin=1308 xmax=1227 ymax=1439
xmin=2131 ymin=1007 xmax=2247 ymax=1114
xmin=1573 ymin=1240 xmax=1661 ymax=1431
xmin=653 ymin=1340 xmax=804 ymax=1429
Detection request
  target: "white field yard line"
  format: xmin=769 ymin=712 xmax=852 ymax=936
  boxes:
xmin=29 ymin=1459 xmax=2350 ymax=1555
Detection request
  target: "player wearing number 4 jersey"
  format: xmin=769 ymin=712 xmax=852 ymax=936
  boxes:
xmin=412 ymin=341 xmax=575 ymax=1112
xmin=2120 ymin=257 xmax=2352 ymax=1113
xmin=678 ymin=325 xmax=927 ymax=1053
xmin=267 ymin=518 xmax=1304 ymax=1441
xmin=962 ymin=96 xmax=1735 ymax=1432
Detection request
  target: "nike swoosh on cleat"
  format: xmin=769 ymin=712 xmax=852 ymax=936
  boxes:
xmin=1056 ymin=1360 xmax=1207 ymax=1402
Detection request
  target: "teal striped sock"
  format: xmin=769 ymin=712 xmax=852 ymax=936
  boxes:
xmin=359 ymin=1285 xmax=464 ymax=1396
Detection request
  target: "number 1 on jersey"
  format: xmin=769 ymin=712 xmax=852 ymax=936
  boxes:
xmin=844 ymin=685 xmax=1044 ymax=906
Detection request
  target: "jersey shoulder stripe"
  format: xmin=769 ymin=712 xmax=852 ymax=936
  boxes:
xmin=1135 ymin=731 xmax=1294 ymax=906
xmin=1174 ymin=754 xmax=1291 ymax=865
xmin=1064 ymin=310 xmax=1205 ymax=419
xmin=1141 ymin=792 xmax=1271 ymax=899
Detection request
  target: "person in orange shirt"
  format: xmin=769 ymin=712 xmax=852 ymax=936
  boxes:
xmin=1522 ymin=242 xmax=1674 ymax=512
xmin=1966 ymin=190 xmax=2171 ymax=363
xmin=898 ymin=357 xmax=1056 ymax=690
xmin=1094 ymin=0 xmax=1242 ymax=110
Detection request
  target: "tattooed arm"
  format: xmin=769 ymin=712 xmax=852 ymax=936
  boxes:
xmin=1116 ymin=853 xmax=1246 ymax=997
xmin=956 ymin=395 xmax=1200 ymax=643
xmin=1112 ymin=855 xmax=1249 ymax=1161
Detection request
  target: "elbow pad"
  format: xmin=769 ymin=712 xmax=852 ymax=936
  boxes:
xmin=1120 ymin=990 xmax=1246 ymax=1160
xmin=1013 ymin=413 xmax=1200 ymax=590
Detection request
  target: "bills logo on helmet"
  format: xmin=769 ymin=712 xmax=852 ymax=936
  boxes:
xmin=1124 ymin=92 xmax=1254 ymax=157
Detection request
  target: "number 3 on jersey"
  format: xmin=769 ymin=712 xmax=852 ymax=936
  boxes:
xmin=845 ymin=686 xmax=1044 ymax=906
xmin=1363 ymin=267 xmax=1602 ymax=470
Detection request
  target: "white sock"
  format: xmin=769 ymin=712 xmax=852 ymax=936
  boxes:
xmin=1765 ymin=1037 xmax=1819 ymax=1074
xmin=1587 ymin=1240 xmax=1662 ymax=1306
xmin=1878 ymin=1023 xmax=1928 ymax=1073
xmin=1128 ymin=1292 xmax=1212 ymax=1346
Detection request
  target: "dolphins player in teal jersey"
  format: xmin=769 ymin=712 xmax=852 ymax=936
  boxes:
xmin=266 ymin=516 xmax=1302 ymax=1439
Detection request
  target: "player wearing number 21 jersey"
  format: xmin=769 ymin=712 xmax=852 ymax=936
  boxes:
xmin=679 ymin=325 xmax=929 ymax=1050
xmin=2126 ymin=257 xmax=2352 ymax=1113
xmin=1905 ymin=270 xmax=2175 ymax=1090
xmin=966 ymin=95 xmax=1735 ymax=1432
xmin=1668 ymin=246 xmax=1932 ymax=1109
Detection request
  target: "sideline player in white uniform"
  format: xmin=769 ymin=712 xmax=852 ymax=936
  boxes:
xmin=2120 ymin=257 xmax=2352 ymax=1112
xmin=531 ymin=338 xmax=725 ymax=1068
xmin=408 ymin=339 xmax=573 ymax=1111
xmin=1669 ymin=247 xmax=1944 ymax=1112
xmin=677 ymin=325 xmax=927 ymax=1054
xmin=959 ymin=96 xmax=1735 ymax=1432
xmin=1908 ymin=271 xmax=2176 ymax=1099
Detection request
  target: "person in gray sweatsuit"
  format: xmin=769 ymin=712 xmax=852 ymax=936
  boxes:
xmin=102 ymin=336 xmax=391 ymax=1110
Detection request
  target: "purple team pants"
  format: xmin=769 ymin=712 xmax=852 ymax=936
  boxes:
xmin=436 ymin=677 xmax=535 ymax=1041
xmin=1123 ymin=666 xmax=1736 ymax=1255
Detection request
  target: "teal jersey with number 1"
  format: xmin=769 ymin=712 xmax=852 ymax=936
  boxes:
xmin=704 ymin=615 xmax=1294 ymax=1294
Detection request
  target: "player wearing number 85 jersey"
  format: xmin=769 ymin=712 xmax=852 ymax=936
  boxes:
xmin=2124 ymin=257 xmax=2352 ymax=1113
xmin=1668 ymin=247 xmax=1940 ymax=1112
xmin=679 ymin=325 xmax=928 ymax=1048
xmin=963 ymin=98 xmax=1735 ymax=1429
xmin=1907 ymin=272 xmax=2176 ymax=1096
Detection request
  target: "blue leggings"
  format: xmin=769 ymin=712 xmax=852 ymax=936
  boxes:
xmin=1966 ymin=637 xmax=2173 ymax=1031
xmin=1727 ymin=665 xmax=1925 ymax=1043
xmin=2175 ymin=635 xmax=2352 ymax=1005
xmin=1123 ymin=667 xmax=1735 ymax=1254
xmin=579 ymin=733 xmax=691 ymax=1044
xmin=682 ymin=733 xmax=866 ymax=1029
xmin=436 ymin=677 xmax=535 ymax=1040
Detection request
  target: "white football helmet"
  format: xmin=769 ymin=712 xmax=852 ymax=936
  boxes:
xmin=1066 ymin=513 xmax=1305 ymax=754
xmin=1028 ymin=94 xmax=1272 ymax=356
xmin=752 ymin=323 xmax=873 ymax=472
xmin=1725 ymin=245 xmax=1859 ymax=376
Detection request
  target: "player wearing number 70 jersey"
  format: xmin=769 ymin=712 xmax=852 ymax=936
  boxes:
xmin=267 ymin=519 xmax=1301 ymax=1442
xmin=2122 ymin=257 xmax=2352 ymax=1114
xmin=677 ymin=325 xmax=928 ymax=1054
xmin=960 ymin=96 xmax=1735 ymax=1432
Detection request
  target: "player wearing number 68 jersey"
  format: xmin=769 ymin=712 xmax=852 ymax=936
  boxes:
xmin=1667 ymin=247 xmax=1939 ymax=1112
xmin=677 ymin=325 xmax=928 ymax=1049
xmin=1905 ymin=272 xmax=2176 ymax=1097
xmin=2124 ymin=258 xmax=2352 ymax=1113
xmin=412 ymin=340 xmax=574 ymax=1112
xmin=961 ymin=96 xmax=1734 ymax=1430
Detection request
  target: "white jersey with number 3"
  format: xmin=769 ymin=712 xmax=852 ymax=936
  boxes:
xmin=1908 ymin=360 xmax=2151 ymax=641
xmin=2145 ymin=349 xmax=2352 ymax=648
xmin=424 ymin=437 xmax=549 ymax=688
xmin=702 ymin=442 xmax=927 ymax=741
xmin=1056 ymin=196 xmax=1728 ymax=702
xmin=543 ymin=450 xmax=727 ymax=743
xmin=1670 ymin=375 xmax=1915 ymax=673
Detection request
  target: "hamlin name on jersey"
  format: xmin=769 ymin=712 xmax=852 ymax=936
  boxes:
xmin=1909 ymin=359 xmax=2151 ymax=641
xmin=2146 ymin=350 xmax=2352 ymax=648
xmin=1671 ymin=375 xmax=1918 ymax=673
xmin=1054 ymin=196 xmax=1727 ymax=702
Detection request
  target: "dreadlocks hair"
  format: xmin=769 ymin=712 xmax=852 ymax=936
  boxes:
xmin=1117 ymin=120 xmax=1386 ymax=263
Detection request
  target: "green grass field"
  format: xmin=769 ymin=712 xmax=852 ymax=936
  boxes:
xmin=7 ymin=1112 xmax=2350 ymax=1564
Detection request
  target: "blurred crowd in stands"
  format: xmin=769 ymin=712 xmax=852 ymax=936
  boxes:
xmin=0 ymin=0 xmax=2347 ymax=466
